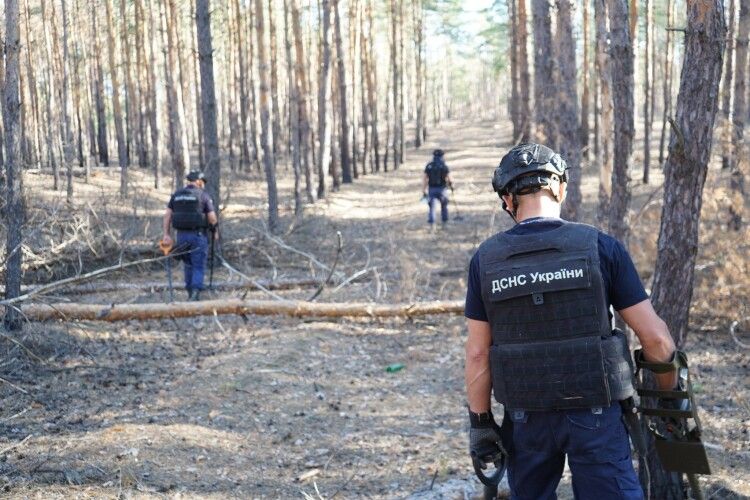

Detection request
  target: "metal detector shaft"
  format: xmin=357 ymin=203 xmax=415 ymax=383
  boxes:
xmin=166 ymin=257 xmax=174 ymax=302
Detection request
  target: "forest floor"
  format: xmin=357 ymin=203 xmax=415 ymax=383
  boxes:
xmin=0 ymin=120 xmax=748 ymax=499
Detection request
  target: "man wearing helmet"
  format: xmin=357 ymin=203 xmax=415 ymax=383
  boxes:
xmin=422 ymin=149 xmax=453 ymax=229
xmin=162 ymin=171 xmax=219 ymax=301
xmin=464 ymin=143 xmax=678 ymax=498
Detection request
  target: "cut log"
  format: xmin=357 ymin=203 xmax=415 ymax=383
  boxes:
xmin=20 ymin=299 xmax=465 ymax=322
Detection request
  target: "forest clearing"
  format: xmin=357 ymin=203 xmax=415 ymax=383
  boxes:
xmin=0 ymin=121 xmax=747 ymax=498
xmin=0 ymin=0 xmax=749 ymax=498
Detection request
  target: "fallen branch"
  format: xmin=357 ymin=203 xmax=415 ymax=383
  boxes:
xmin=729 ymin=317 xmax=750 ymax=349
xmin=20 ymin=299 xmax=465 ymax=322
xmin=39 ymin=277 xmax=326 ymax=295
xmin=308 ymin=231 xmax=343 ymax=301
xmin=0 ymin=253 xmax=185 ymax=306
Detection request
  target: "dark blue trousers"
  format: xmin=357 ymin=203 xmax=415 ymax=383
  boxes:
xmin=176 ymin=231 xmax=208 ymax=291
xmin=427 ymin=186 xmax=449 ymax=224
xmin=507 ymin=404 xmax=643 ymax=500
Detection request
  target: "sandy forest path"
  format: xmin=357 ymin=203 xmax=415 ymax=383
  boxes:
xmin=1 ymin=121 xmax=748 ymax=499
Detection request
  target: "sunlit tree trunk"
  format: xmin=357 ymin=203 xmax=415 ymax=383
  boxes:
xmin=580 ymin=0 xmax=590 ymax=159
xmin=290 ymin=0 xmax=314 ymax=202
xmin=642 ymin=0 xmax=652 ymax=183
xmin=255 ymin=0 xmax=279 ymax=231
xmin=658 ymin=0 xmax=675 ymax=167
xmin=89 ymin=2 xmax=108 ymax=166
xmin=333 ymin=0 xmax=351 ymax=183
xmin=104 ymin=0 xmax=129 ymax=196
xmin=269 ymin=0 xmax=282 ymax=157
xmin=316 ymin=0 xmax=333 ymax=199
xmin=145 ymin=0 xmax=161 ymax=189
xmin=61 ymin=0 xmax=75 ymax=203
xmin=283 ymin=0 xmax=302 ymax=215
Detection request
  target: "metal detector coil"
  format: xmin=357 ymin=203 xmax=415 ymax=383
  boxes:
xmin=634 ymin=349 xmax=711 ymax=476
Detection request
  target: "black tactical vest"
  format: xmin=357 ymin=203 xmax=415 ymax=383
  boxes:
xmin=477 ymin=221 xmax=635 ymax=410
xmin=171 ymin=186 xmax=208 ymax=231
xmin=426 ymin=160 xmax=448 ymax=187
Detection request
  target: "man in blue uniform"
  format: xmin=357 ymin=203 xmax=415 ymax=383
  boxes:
xmin=422 ymin=149 xmax=453 ymax=228
xmin=162 ymin=171 xmax=219 ymax=301
xmin=464 ymin=143 xmax=679 ymax=499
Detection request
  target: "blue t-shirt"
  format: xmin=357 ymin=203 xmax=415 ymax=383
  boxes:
xmin=464 ymin=217 xmax=648 ymax=322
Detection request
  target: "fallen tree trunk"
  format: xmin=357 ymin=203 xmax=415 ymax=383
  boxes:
xmin=20 ymin=299 xmax=465 ymax=322
xmin=47 ymin=277 xmax=324 ymax=295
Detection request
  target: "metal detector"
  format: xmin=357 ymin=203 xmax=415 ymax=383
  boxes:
xmin=159 ymin=239 xmax=174 ymax=303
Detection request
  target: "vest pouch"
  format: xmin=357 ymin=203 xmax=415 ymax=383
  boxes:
xmin=171 ymin=190 xmax=208 ymax=230
xmin=602 ymin=330 xmax=636 ymax=401
xmin=489 ymin=336 xmax=611 ymax=410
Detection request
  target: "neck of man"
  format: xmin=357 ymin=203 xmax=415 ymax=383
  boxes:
xmin=515 ymin=192 xmax=561 ymax=222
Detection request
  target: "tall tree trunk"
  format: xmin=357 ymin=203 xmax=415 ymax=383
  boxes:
xmin=232 ymin=0 xmax=251 ymax=170
xmin=509 ymin=0 xmax=520 ymax=140
xmin=723 ymin=0 xmax=737 ymax=170
xmin=162 ymin=0 xmax=190 ymax=186
xmin=364 ymin=0 xmax=380 ymax=172
xmin=595 ymin=0 xmax=613 ymax=226
xmin=316 ymin=0 xmax=333 ymax=199
xmin=190 ymin=0 xmax=204 ymax=168
xmin=196 ymin=0 xmax=220 ymax=208
xmin=3 ymin=0 xmax=24 ymax=330
xmin=145 ymin=0 xmax=161 ymax=189
xmin=606 ymin=0 xmax=634 ymax=245
xmin=642 ymin=0 xmax=652 ymax=183
xmin=413 ymin=0 xmax=424 ymax=147
xmin=246 ymin=0 xmax=261 ymax=172
xmin=333 ymin=0 xmax=352 ymax=183
xmin=580 ymin=0 xmax=591 ymax=159
xmin=532 ymin=0 xmax=555 ymax=146
xmin=133 ymin=0 xmax=149 ymax=168
xmin=646 ymin=2 xmax=725 ymax=498
xmin=21 ymin=0 xmax=41 ymax=170
xmin=61 ymin=0 xmax=74 ymax=203
xmin=290 ymin=0 xmax=314 ymax=202
xmin=269 ymin=0 xmax=282 ymax=157
xmin=283 ymin=0 xmax=302 ymax=215
xmin=556 ymin=0 xmax=581 ymax=221
xmin=658 ymin=0 xmax=675 ymax=167
xmin=120 ymin=0 xmax=137 ymax=168
xmin=731 ymin=0 xmax=750 ymax=230
xmin=104 ymin=0 xmax=129 ymax=196
xmin=41 ymin=0 xmax=61 ymax=188
xmin=517 ymin=0 xmax=531 ymax=142
xmin=255 ymin=0 xmax=279 ymax=231
xmin=90 ymin=4 xmax=108 ymax=166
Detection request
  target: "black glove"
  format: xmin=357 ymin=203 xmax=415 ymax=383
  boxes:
xmin=468 ymin=410 xmax=503 ymax=464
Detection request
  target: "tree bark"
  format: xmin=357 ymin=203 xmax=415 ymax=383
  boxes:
xmin=606 ymin=0 xmax=634 ymax=246
xmin=556 ymin=0 xmax=581 ymax=222
xmin=21 ymin=299 xmax=465 ymax=322
xmin=595 ymin=0 xmax=613 ymax=226
xmin=580 ymin=0 xmax=591 ymax=159
xmin=316 ymin=0 xmax=333 ymax=199
xmin=333 ymin=0 xmax=352 ymax=183
xmin=290 ymin=0 xmax=314 ymax=202
xmin=646 ymin=3 xmax=726 ymax=497
xmin=642 ymin=0 xmax=652 ymax=184
xmin=364 ymin=0 xmax=380 ymax=172
xmin=283 ymin=0 xmax=302 ymax=215
xmin=413 ymin=0 xmax=425 ymax=147
xmin=89 ymin=3 xmax=108 ymax=166
xmin=3 ymin=0 xmax=24 ymax=330
xmin=162 ymin=0 xmax=190 ymax=186
xmin=658 ymin=0 xmax=676 ymax=167
xmin=517 ymin=0 xmax=531 ymax=142
xmin=61 ymin=0 xmax=75 ymax=203
xmin=532 ymin=0 xmax=556 ymax=146
xmin=731 ymin=0 xmax=749 ymax=229
xmin=268 ymin=0 xmax=283 ymax=158
xmin=196 ymin=0 xmax=221 ymax=209
xmin=723 ymin=0 xmax=737 ymax=170
xmin=255 ymin=0 xmax=279 ymax=231
xmin=145 ymin=0 xmax=161 ymax=189
xmin=104 ymin=0 xmax=129 ymax=196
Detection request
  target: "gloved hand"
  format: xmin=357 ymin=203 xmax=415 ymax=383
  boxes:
xmin=468 ymin=410 xmax=503 ymax=465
